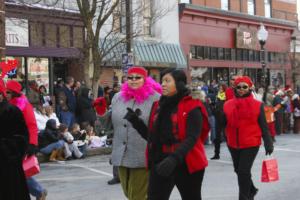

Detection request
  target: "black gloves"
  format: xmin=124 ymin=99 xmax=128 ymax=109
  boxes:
xmin=265 ymin=144 xmax=274 ymax=156
xmin=124 ymin=108 xmax=148 ymax=140
xmin=124 ymin=108 xmax=141 ymax=123
xmin=155 ymin=156 xmax=178 ymax=177
xmin=26 ymin=144 xmax=38 ymax=156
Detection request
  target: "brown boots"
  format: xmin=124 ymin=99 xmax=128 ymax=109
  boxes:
xmin=49 ymin=149 xmax=58 ymax=162
xmin=56 ymin=149 xmax=65 ymax=161
xmin=49 ymin=149 xmax=65 ymax=162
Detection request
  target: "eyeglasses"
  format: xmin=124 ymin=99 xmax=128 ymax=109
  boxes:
xmin=6 ymin=91 xmax=11 ymax=94
xmin=127 ymin=76 xmax=142 ymax=81
xmin=236 ymin=85 xmax=249 ymax=90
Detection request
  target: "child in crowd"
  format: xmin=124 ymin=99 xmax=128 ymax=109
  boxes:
xmin=59 ymin=124 xmax=83 ymax=160
xmin=70 ymin=123 xmax=87 ymax=156
xmin=85 ymin=125 xmax=107 ymax=148
xmin=71 ymin=123 xmax=86 ymax=141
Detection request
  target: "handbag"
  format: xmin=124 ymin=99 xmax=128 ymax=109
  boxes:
xmin=22 ymin=155 xmax=40 ymax=178
xmin=261 ymin=157 xmax=279 ymax=182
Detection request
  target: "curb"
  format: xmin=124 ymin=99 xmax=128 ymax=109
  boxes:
xmin=37 ymin=147 xmax=112 ymax=163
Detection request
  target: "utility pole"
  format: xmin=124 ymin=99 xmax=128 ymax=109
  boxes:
xmin=125 ymin=0 xmax=132 ymax=53
xmin=0 ymin=0 xmax=5 ymax=60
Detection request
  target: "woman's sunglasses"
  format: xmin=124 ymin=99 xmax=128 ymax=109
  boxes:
xmin=127 ymin=76 xmax=142 ymax=81
xmin=236 ymin=85 xmax=249 ymax=90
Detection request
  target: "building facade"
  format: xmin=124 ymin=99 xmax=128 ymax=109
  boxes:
xmin=0 ymin=0 xmax=4 ymax=60
xmin=4 ymin=1 xmax=85 ymax=94
xmin=179 ymin=0 xmax=297 ymax=88
xmin=97 ymin=0 xmax=187 ymax=86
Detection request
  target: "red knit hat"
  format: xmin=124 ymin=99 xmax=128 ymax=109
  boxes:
xmin=234 ymin=76 xmax=253 ymax=87
xmin=93 ymin=97 xmax=107 ymax=116
xmin=128 ymin=66 xmax=148 ymax=78
xmin=0 ymin=79 xmax=6 ymax=97
xmin=6 ymin=80 xmax=22 ymax=94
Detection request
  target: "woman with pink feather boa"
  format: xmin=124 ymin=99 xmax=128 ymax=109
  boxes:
xmin=111 ymin=66 xmax=161 ymax=200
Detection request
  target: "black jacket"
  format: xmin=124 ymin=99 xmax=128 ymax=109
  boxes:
xmin=77 ymin=88 xmax=96 ymax=125
xmin=0 ymin=101 xmax=30 ymax=200
xmin=38 ymin=119 xmax=61 ymax=149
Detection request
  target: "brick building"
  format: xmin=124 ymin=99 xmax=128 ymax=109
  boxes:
xmin=4 ymin=1 xmax=85 ymax=94
xmin=179 ymin=0 xmax=298 ymax=88
xmin=0 ymin=0 xmax=4 ymax=60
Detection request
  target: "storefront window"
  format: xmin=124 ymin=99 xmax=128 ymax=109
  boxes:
xmin=197 ymin=46 xmax=204 ymax=59
xmin=236 ymin=49 xmax=243 ymax=61
xmin=210 ymin=47 xmax=217 ymax=59
xmin=28 ymin=57 xmax=49 ymax=90
xmin=203 ymin=47 xmax=210 ymax=59
xmin=218 ymin=48 xmax=224 ymax=60
xmin=4 ymin=56 xmax=25 ymax=81
xmin=270 ymin=69 xmax=285 ymax=87
xmin=190 ymin=46 xmax=196 ymax=59
xmin=225 ymin=48 xmax=231 ymax=60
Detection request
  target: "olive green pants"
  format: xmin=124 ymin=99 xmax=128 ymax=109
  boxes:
xmin=118 ymin=166 xmax=148 ymax=200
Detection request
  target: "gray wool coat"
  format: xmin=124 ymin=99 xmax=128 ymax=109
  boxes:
xmin=111 ymin=92 xmax=160 ymax=168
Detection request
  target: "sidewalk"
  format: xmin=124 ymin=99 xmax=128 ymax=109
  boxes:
xmin=37 ymin=147 xmax=112 ymax=163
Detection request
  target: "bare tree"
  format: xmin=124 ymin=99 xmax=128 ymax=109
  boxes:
xmin=7 ymin=0 xmax=173 ymax=95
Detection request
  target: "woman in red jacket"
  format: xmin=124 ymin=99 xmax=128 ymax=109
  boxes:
xmin=223 ymin=76 xmax=274 ymax=200
xmin=124 ymin=68 xmax=210 ymax=200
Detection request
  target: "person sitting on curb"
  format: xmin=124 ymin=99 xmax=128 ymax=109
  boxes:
xmin=39 ymin=119 xmax=65 ymax=162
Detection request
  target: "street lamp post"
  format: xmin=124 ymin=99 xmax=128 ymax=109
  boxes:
xmin=257 ymin=23 xmax=269 ymax=89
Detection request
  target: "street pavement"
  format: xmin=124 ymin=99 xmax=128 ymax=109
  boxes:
xmin=35 ymin=134 xmax=300 ymax=200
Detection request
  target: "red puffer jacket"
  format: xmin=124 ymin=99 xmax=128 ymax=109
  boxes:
xmin=9 ymin=95 xmax=38 ymax=145
xmin=224 ymin=95 xmax=262 ymax=148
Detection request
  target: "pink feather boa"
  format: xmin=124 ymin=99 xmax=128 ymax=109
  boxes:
xmin=120 ymin=77 xmax=162 ymax=104
xmin=9 ymin=94 xmax=28 ymax=111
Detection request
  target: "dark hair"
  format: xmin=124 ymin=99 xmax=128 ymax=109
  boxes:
xmin=39 ymin=85 xmax=47 ymax=92
xmin=161 ymin=68 xmax=189 ymax=95
xmin=65 ymin=76 xmax=74 ymax=85
xmin=104 ymin=86 xmax=110 ymax=93
xmin=59 ymin=123 xmax=68 ymax=132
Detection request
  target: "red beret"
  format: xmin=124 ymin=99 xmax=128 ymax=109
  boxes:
xmin=234 ymin=76 xmax=253 ymax=87
xmin=0 ymin=79 xmax=6 ymax=97
xmin=6 ymin=80 xmax=22 ymax=94
xmin=128 ymin=66 xmax=148 ymax=77
xmin=93 ymin=97 xmax=107 ymax=116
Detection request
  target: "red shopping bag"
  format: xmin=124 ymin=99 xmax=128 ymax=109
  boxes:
xmin=261 ymin=158 xmax=279 ymax=182
xmin=23 ymin=155 xmax=40 ymax=178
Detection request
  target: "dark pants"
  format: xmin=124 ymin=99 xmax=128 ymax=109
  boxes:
xmin=228 ymin=146 xmax=259 ymax=200
xmin=213 ymin=121 xmax=224 ymax=156
xmin=148 ymin=163 xmax=205 ymax=200
xmin=274 ymin=112 xmax=283 ymax=135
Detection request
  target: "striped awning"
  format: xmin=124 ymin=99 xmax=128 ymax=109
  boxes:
xmin=134 ymin=41 xmax=186 ymax=68
xmin=101 ymin=40 xmax=187 ymax=69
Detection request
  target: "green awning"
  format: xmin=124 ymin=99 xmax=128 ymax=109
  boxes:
xmin=134 ymin=41 xmax=187 ymax=68
xmin=100 ymin=39 xmax=187 ymax=69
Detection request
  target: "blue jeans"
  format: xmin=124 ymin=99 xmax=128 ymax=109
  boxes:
xmin=78 ymin=144 xmax=87 ymax=157
xmin=40 ymin=140 xmax=64 ymax=155
xmin=209 ymin=115 xmax=216 ymax=142
xmin=27 ymin=177 xmax=45 ymax=198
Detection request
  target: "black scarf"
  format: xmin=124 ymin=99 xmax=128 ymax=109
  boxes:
xmin=152 ymin=91 xmax=189 ymax=145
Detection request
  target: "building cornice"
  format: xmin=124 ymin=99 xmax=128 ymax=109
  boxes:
xmin=179 ymin=3 xmax=297 ymax=30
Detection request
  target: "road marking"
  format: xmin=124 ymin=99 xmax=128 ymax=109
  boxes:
xmin=209 ymin=159 xmax=232 ymax=164
xmin=42 ymin=163 xmax=113 ymax=177
xmin=68 ymin=164 xmax=113 ymax=177
xmin=38 ymin=175 xmax=104 ymax=181
xmin=275 ymin=147 xmax=300 ymax=153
